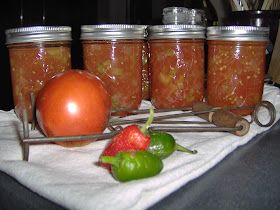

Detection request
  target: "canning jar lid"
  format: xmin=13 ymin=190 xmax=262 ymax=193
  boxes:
xmin=5 ymin=26 xmax=72 ymax=44
xmin=80 ymin=24 xmax=147 ymax=40
xmin=148 ymin=25 xmax=205 ymax=39
xmin=207 ymin=26 xmax=269 ymax=41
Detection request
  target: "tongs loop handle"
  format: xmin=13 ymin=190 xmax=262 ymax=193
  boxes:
xmin=192 ymin=102 xmax=250 ymax=136
xmin=252 ymin=101 xmax=276 ymax=127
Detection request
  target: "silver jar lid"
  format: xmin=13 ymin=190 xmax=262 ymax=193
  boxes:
xmin=80 ymin=24 xmax=147 ymax=40
xmin=148 ymin=25 xmax=205 ymax=39
xmin=5 ymin=26 xmax=72 ymax=44
xmin=207 ymin=26 xmax=269 ymax=41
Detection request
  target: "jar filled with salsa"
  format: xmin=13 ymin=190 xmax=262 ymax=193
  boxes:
xmin=148 ymin=25 xmax=206 ymax=108
xmin=5 ymin=26 xmax=72 ymax=122
xmin=206 ymin=26 xmax=269 ymax=115
xmin=81 ymin=25 xmax=146 ymax=112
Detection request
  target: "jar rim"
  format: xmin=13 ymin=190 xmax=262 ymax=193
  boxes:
xmin=207 ymin=26 xmax=269 ymax=41
xmin=5 ymin=26 xmax=72 ymax=44
xmin=80 ymin=24 xmax=147 ymax=40
xmin=148 ymin=25 xmax=206 ymax=39
xmin=162 ymin=7 xmax=189 ymax=14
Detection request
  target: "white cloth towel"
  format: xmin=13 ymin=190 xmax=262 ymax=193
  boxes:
xmin=0 ymin=84 xmax=280 ymax=210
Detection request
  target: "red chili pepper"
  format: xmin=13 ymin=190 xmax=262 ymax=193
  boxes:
xmin=100 ymin=108 xmax=154 ymax=170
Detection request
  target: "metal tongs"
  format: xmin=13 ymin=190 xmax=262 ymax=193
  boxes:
xmin=20 ymin=100 xmax=276 ymax=161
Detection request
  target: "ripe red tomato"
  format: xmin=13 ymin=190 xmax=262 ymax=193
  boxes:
xmin=36 ymin=70 xmax=111 ymax=147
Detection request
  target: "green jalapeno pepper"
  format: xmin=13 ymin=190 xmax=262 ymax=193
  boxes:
xmin=148 ymin=131 xmax=197 ymax=159
xmin=100 ymin=151 xmax=163 ymax=182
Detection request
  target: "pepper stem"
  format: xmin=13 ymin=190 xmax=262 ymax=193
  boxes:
xmin=175 ymin=143 xmax=198 ymax=154
xmin=100 ymin=156 xmax=119 ymax=166
xmin=140 ymin=107 xmax=154 ymax=134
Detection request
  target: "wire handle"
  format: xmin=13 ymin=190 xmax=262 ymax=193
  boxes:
xmin=252 ymin=100 xmax=276 ymax=127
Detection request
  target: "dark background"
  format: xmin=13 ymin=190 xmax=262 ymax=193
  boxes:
xmin=0 ymin=0 xmax=222 ymax=111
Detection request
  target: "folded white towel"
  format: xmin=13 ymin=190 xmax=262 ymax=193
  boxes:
xmin=0 ymin=84 xmax=279 ymax=210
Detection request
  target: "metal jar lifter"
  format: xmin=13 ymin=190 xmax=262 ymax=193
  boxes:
xmin=20 ymin=101 xmax=276 ymax=161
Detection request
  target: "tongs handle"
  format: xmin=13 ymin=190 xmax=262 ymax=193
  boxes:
xmin=192 ymin=102 xmax=250 ymax=136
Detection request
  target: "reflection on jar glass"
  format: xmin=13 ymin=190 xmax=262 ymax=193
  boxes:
xmin=5 ymin=26 xmax=72 ymax=122
xmin=148 ymin=25 xmax=206 ymax=108
xmin=206 ymin=26 xmax=269 ymax=115
xmin=81 ymin=25 xmax=146 ymax=112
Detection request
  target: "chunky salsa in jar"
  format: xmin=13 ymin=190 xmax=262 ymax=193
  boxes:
xmin=141 ymin=41 xmax=150 ymax=100
xmin=5 ymin=26 xmax=72 ymax=122
xmin=206 ymin=26 xmax=269 ymax=115
xmin=81 ymin=25 xmax=146 ymax=112
xmin=148 ymin=25 xmax=206 ymax=108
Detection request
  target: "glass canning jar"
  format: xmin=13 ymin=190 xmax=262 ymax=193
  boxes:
xmin=206 ymin=26 xmax=269 ymax=115
xmin=81 ymin=24 xmax=146 ymax=112
xmin=5 ymin=26 xmax=72 ymax=122
xmin=148 ymin=25 xmax=206 ymax=109
xmin=162 ymin=7 xmax=189 ymax=25
xmin=162 ymin=7 xmax=206 ymax=26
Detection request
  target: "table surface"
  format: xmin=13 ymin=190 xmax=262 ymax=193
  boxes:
xmin=1 ymin=120 xmax=280 ymax=210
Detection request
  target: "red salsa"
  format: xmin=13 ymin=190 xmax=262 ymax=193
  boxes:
xmin=8 ymin=42 xmax=71 ymax=121
xmin=149 ymin=39 xmax=205 ymax=108
xmin=82 ymin=40 xmax=143 ymax=111
xmin=207 ymin=40 xmax=267 ymax=115
xmin=141 ymin=42 xmax=150 ymax=100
